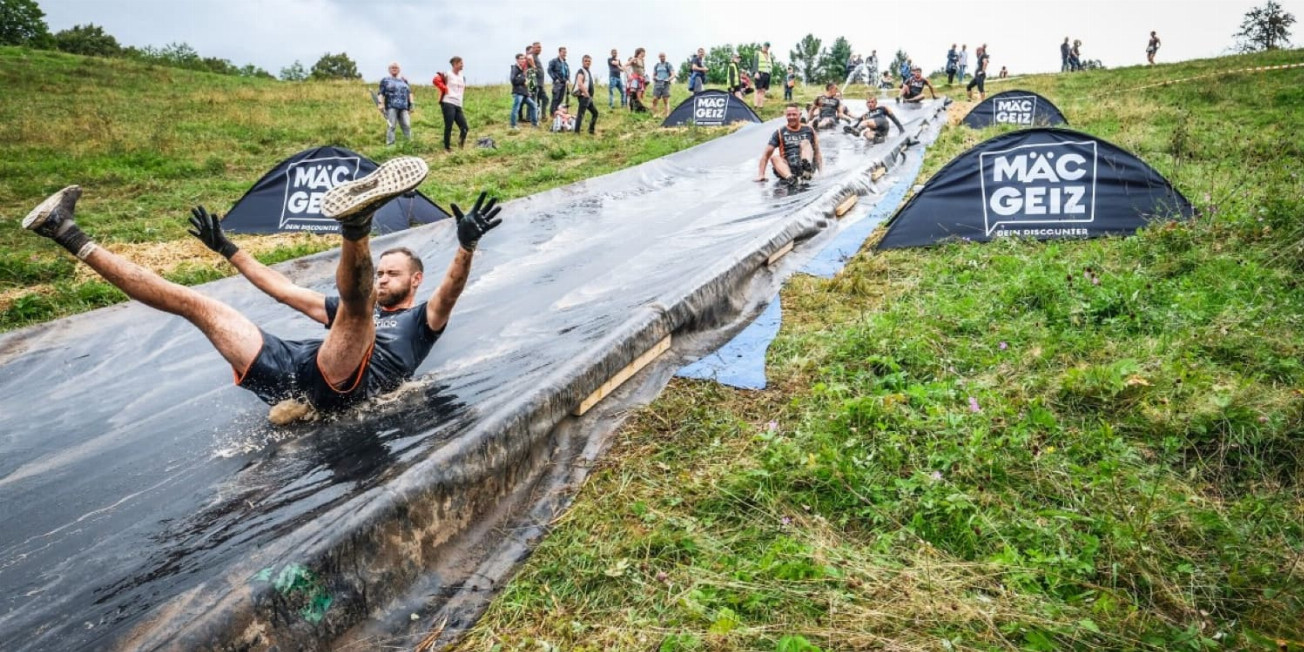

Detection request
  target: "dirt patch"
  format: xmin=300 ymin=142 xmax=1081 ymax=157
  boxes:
xmin=947 ymin=100 xmax=975 ymax=126
xmin=70 ymin=233 xmax=320 ymax=284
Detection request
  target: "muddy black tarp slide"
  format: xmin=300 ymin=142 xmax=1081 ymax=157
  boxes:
xmin=0 ymin=100 xmax=946 ymax=651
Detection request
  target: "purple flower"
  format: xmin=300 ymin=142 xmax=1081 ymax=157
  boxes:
xmin=767 ymin=420 xmax=779 ymax=432
xmin=656 ymin=571 xmax=668 ymax=582
xmin=968 ymin=397 xmax=981 ymax=413
xmin=998 ymin=341 xmax=1008 ymax=350
xmin=1091 ymin=276 xmax=1100 ymax=286
xmin=930 ymin=471 xmax=943 ymax=481
xmin=781 ymin=516 xmax=792 ymax=526
xmin=1258 ymin=415 xmax=1268 ymax=424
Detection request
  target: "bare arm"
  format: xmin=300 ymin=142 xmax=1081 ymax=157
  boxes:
xmin=229 ymin=251 xmax=329 ymax=324
xmin=756 ymin=144 xmax=777 ymax=181
xmin=812 ymin=131 xmax=823 ymax=171
xmin=425 ymin=247 xmax=473 ymax=332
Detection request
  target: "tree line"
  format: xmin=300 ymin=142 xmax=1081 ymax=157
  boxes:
xmin=0 ymin=0 xmax=365 ymax=80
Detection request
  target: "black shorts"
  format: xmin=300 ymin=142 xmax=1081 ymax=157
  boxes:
xmin=756 ymin=72 xmax=771 ymax=90
xmin=236 ymin=329 xmax=378 ymax=411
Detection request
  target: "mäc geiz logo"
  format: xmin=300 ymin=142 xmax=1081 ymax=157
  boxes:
xmin=992 ymin=95 xmax=1037 ymax=125
xmin=979 ymin=141 xmax=1097 ymax=238
xmin=279 ymin=156 xmax=362 ymax=230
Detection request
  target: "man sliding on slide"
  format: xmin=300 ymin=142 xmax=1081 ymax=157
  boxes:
xmin=844 ymin=94 xmax=905 ymax=143
xmin=756 ymin=103 xmax=823 ymax=187
xmin=21 ymin=157 xmax=502 ymax=413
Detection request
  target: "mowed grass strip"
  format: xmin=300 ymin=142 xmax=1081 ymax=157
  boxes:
xmin=0 ymin=46 xmax=802 ymax=330
xmin=454 ymin=51 xmax=1304 ymax=651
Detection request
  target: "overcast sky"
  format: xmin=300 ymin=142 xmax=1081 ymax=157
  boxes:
xmin=42 ymin=0 xmax=1302 ymax=86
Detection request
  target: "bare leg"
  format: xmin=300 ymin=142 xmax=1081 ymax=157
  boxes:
xmin=80 ymin=247 xmax=263 ymax=371
xmin=316 ymin=236 xmax=376 ymax=387
xmin=770 ymin=153 xmax=792 ymax=178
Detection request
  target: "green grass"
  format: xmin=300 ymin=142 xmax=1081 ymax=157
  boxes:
xmin=455 ymin=51 xmax=1304 ymax=650
xmin=0 ymin=46 xmax=799 ymax=329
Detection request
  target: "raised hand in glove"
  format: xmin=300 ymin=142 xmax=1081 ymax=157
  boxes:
xmin=452 ymin=191 xmax=503 ymax=251
xmin=188 ymin=205 xmax=239 ymax=259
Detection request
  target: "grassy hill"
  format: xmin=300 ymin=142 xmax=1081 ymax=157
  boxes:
xmin=3 ymin=45 xmax=1303 ymax=650
xmin=454 ymin=51 xmax=1304 ymax=650
xmin=0 ymin=46 xmax=783 ymax=329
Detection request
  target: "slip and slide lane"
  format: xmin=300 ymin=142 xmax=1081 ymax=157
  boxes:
xmin=0 ymin=99 xmax=946 ymax=650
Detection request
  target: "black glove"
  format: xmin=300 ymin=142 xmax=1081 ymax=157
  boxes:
xmin=452 ymin=191 xmax=503 ymax=251
xmin=188 ymin=206 xmax=239 ymax=259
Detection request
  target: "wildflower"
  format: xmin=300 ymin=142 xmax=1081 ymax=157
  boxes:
xmin=930 ymin=470 xmax=943 ymax=481
xmin=781 ymin=516 xmax=792 ymax=526
xmin=656 ymin=571 xmax=668 ymax=582
xmin=998 ymin=341 xmax=1008 ymax=350
xmin=1258 ymin=415 xmax=1268 ymax=423
xmin=968 ymin=396 xmax=981 ymax=413
xmin=1091 ymin=276 xmax=1100 ymax=286
xmin=767 ymin=420 xmax=779 ymax=432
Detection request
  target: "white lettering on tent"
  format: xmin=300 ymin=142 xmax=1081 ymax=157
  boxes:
xmin=979 ymin=140 xmax=1097 ymax=236
xmin=992 ymin=95 xmax=1037 ymax=125
xmin=693 ymin=95 xmax=728 ymax=124
xmin=279 ymin=155 xmax=362 ymax=228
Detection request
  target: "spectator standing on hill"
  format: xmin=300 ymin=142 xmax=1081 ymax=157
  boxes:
xmin=946 ymin=44 xmax=959 ymax=85
xmin=574 ymin=55 xmax=598 ymax=135
xmin=1060 ymin=37 xmax=1071 ymax=71
xmin=532 ymin=42 xmax=548 ymax=119
xmin=784 ymin=65 xmax=796 ymax=101
xmin=999 ymin=65 xmax=1009 ymax=78
xmin=866 ymin=50 xmax=879 ymax=84
xmin=727 ymin=53 xmax=745 ymax=99
xmin=754 ymin=42 xmax=775 ymax=109
xmin=628 ymin=48 xmax=647 ymax=111
xmin=608 ymin=49 xmax=626 ymax=109
xmin=377 ymin=62 xmax=414 ymax=146
xmin=957 ymin=44 xmax=969 ymax=82
xmin=1146 ymin=31 xmax=1161 ymax=64
xmin=436 ymin=56 xmax=469 ymax=151
xmin=1069 ymin=39 xmax=1083 ymax=71
xmin=967 ymin=44 xmax=989 ymax=101
xmin=652 ymin=52 xmax=675 ymax=117
xmin=689 ymin=48 xmax=707 ymax=94
xmin=899 ymin=57 xmax=912 ymax=82
xmin=548 ymin=46 xmax=570 ymax=116
xmin=517 ymin=43 xmax=533 ymax=123
xmin=509 ymin=53 xmax=538 ymax=129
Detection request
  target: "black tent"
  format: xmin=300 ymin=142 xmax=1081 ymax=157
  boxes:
xmin=222 ymin=146 xmax=449 ymax=235
xmin=962 ymin=90 xmax=1068 ymax=129
xmin=661 ymin=89 xmax=761 ymax=127
xmin=877 ymin=128 xmax=1192 ymax=249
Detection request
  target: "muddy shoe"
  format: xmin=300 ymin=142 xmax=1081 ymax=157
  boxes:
xmin=321 ymin=156 xmax=429 ymax=222
xmin=23 ymin=185 xmax=83 ymax=238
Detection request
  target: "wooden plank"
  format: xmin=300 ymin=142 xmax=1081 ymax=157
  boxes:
xmin=871 ymin=166 xmax=886 ymax=181
xmin=766 ymin=241 xmax=795 ymax=266
xmin=574 ymin=335 xmax=672 ymax=416
xmin=834 ymin=194 xmax=858 ymax=217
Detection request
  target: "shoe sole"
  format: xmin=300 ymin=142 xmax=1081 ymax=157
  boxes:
xmin=321 ymin=157 xmax=428 ymax=220
xmin=23 ymin=185 xmax=81 ymax=231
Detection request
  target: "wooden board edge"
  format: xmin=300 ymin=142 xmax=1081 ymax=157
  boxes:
xmin=573 ymin=335 xmax=673 ymax=416
xmin=766 ymin=241 xmax=795 ymax=266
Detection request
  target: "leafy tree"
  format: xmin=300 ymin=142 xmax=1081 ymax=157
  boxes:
xmin=310 ymin=51 xmax=361 ymax=80
xmin=704 ymin=44 xmax=734 ymax=84
xmin=0 ymin=0 xmax=51 ymax=47
xmin=280 ymin=60 xmax=308 ymax=81
xmin=888 ymin=49 xmax=911 ymax=79
xmin=789 ymin=33 xmax=821 ymax=83
xmin=817 ymin=36 xmax=853 ymax=84
xmin=1235 ymin=0 xmax=1295 ymax=51
xmin=200 ymin=56 xmax=238 ymax=75
xmin=239 ymin=64 xmax=274 ymax=79
xmin=53 ymin=23 xmax=121 ymax=57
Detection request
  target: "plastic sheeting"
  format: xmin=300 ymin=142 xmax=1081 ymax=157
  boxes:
xmin=0 ymin=99 xmax=947 ymax=651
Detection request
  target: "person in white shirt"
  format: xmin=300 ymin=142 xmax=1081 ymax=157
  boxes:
xmin=438 ymin=56 xmax=469 ymax=151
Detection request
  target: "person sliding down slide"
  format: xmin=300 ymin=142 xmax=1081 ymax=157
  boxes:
xmin=756 ymin=103 xmax=823 ymax=187
xmin=844 ymin=95 xmax=904 ymax=143
xmin=898 ymin=67 xmax=936 ymax=103
xmin=21 ymin=158 xmax=504 ymax=416
xmin=810 ymin=83 xmax=851 ymax=131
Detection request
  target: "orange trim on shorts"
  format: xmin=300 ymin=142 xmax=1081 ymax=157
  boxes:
xmin=318 ymin=340 xmax=375 ymax=394
xmin=232 ymin=330 xmax=266 ymax=386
